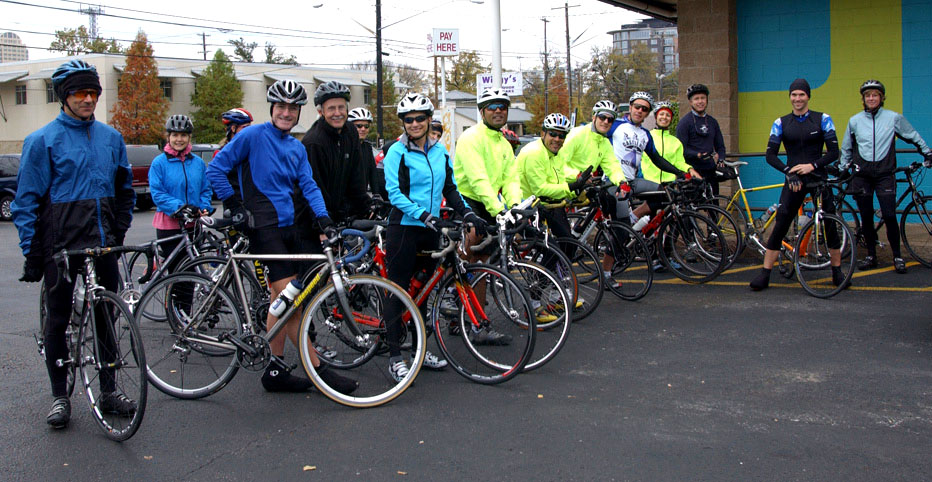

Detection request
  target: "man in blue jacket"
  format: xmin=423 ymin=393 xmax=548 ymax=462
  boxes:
xmin=12 ymin=59 xmax=136 ymax=429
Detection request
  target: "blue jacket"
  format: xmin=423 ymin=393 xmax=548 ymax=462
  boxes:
xmin=207 ymin=122 xmax=328 ymax=229
xmin=840 ymin=107 xmax=931 ymax=176
xmin=149 ymin=151 xmax=212 ymax=215
xmin=12 ymin=111 xmax=134 ymax=256
xmin=383 ymin=134 xmax=471 ymax=226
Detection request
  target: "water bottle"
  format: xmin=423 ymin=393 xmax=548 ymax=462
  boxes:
xmin=632 ymin=215 xmax=651 ymax=232
xmin=760 ymin=203 xmax=780 ymax=221
xmin=269 ymin=279 xmax=302 ymax=318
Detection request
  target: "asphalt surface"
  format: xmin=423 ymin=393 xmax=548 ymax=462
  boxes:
xmin=2 ymin=210 xmax=932 ymax=481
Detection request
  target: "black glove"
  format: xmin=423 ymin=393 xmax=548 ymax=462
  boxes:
xmin=567 ymin=166 xmax=594 ymax=192
xmin=19 ymin=255 xmax=44 ymax=283
xmin=464 ymin=211 xmax=489 ymax=235
xmin=318 ymin=216 xmax=338 ymax=240
xmin=369 ymin=194 xmax=384 ymax=212
xmin=924 ymin=152 xmax=932 ymax=169
xmin=786 ymin=173 xmax=803 ymax=191
xmin=825 ymin=164 xmax=841 ymax=177
xmin=419 ymin=212 xmax=455 ymax=232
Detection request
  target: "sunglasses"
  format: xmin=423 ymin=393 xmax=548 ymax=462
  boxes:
xmin=596 ymin=114 xmax=615 ymax=122
xmin=631 ymin=103 xmax=651 ymax=112
xmin=68 ymin=89 xmax=99 ymax=100
xmin=485 ymin=103 xmax=508 ymax=112
xmin=403 ymin=114 xmax=428 ymax=124
xmin=355 ymin=123 xmax=371 ymax=129
xmin=546 ymin=130 xmax=568 ymax=139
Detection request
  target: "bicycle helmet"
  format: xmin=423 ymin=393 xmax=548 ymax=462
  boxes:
xmin=477 ymin=87 xmax=510 ymax=109
xmin=313 ymin=80 xmax=351 ymax=106
xmin=859 ymin=79 xmax=885 ymax=96
xmin=267 ymin=79 xmax=308 ymax=105
xmin=221 ymin=108 xmax=253 ymax=126
xmin=592 ymin=100 xmax=617 ymax=117
xmin=165 ymin=114 xmax=194 ymax=134
xmin=430 ymin=118 xmax=443 ymax=133
xmin=686 ymin=83 xmax=709 ymax=99
xmin=654 ymin=101 xmax=673 ymax=116
xmin=396 ymin=92 xmax=434 ymax=117
xmin=51 ymin=59 xmax=101 ymax=101
xmin=542 ymin=113 xmax=572 ymax=132
xmin=348 ymin=107 xmax=373 ymax=122
xmin=629 ymin=91 xmax=654 ymax=109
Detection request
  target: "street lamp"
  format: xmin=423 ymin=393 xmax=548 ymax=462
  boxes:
xmin=656 ymin=72 xmax=667 ymax=100
xmin=622 ymin=68 xmax=634 ymax=99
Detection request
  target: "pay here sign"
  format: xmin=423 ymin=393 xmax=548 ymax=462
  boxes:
xmin=428 ymin=28 xmax=459 ymax=57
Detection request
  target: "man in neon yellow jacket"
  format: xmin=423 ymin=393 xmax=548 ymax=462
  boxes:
xmin=558 ymin=100 xmax=626 ymax=187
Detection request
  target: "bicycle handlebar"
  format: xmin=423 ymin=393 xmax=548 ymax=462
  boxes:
xmin=336 ymin=229 xmax=371 ymax=265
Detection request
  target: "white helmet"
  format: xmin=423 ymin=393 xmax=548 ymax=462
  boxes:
xmin=348 ymin=107 xmax=373 ymax=122
xmin=592 ymin=100 xmax=617 ymax=117
xmin=267 ymin=79 xmax=308 ymax=105
xmin=477 ymin=88 xmax=510 ymax=109
xmin=542 ymin=113 xmax=572 ymax=132
xmin=629 ymin=91 xmax=654 ymax=109
xmin=653 ymin=101 xmax=673 ymax=115
xmin=396 ymin=92 xmax=434 ymax=117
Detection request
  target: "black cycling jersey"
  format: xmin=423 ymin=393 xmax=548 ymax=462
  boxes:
xmin=765 ymin=110 xmax=839 ymax=175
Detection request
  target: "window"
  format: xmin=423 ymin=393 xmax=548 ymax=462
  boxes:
xmin=15 ymin=84 xmax=26 ymax=105
xmin=0 ymin=155 xmax=19 ymax=177
xmin=160 ymin=80 xmax=172 ymax=100
xmin=664 ymin=46 xmax=673 ymax=54
xmin=628 ymin=30 xmax=649 ymax=40
xmin=46 ymin=81 xmax=55 ymax=103
xmin=664 ymin=37 xmax=674 ymax=46
xmin=363 ymin=87 xmax=372 ymax=105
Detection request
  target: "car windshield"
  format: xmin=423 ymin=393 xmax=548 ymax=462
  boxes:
xmin=0 ymin=155 xmax=19 ymax=177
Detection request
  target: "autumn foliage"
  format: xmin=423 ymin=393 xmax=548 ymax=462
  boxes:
xmin=526 ymin=69 xmax=570 ymax=135
xmin=110 ymin=31 xmax=168 ymax=145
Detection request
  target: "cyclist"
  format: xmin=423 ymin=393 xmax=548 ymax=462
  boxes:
xmin=839 ymin=79 xmax=932 ymax=273
xmin=641 ymin=101 xmax=691 ymax=185
xmin=347 ymin=107 xmax=387 ymax=209
xmin=299 ymin=81 xmax=371 ymax=233
xmin=149 ymin=114 xmax=212 ymax=266
xmin=749 ymin=78 xmax=844 ymax=290
xmin=12 ymin=59 xmax=136 ymax=428
xmin=676 ymin=83 xmax=727 ymax=197
xmin=207 ymin=80 xmax=356 ymax=395
xmin=218 ymin=108 xmax=253 ymax=150
xmin=429 ymin=118 xmax=443 ymax=142
xmin=382 ymin=92 xmax=488 ymax=381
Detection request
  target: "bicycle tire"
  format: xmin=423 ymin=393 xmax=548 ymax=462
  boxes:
xmin=505 ymin=260 xmax=570 ymax=371
xmin=695 ymin=203 xmax=745 ymax=269
xmin=431 ymin=263 xmax=535 ymax=385
xmin=78 ymin=290 xmax=147 ymax=441
xmin=513 ymin=239 xmax=579 ymax=312
xmin=794 ymin=213 xmax=855 ymax=298
xmin=178 ymin=255 xmax=269 ymax=322
xmin=659 ymin=210 xmax=728 ymax=283
xmin=593 ymin=221 xmax=653 ymax=301
xmin=901 ymin=196 xmax=932 ymax=268
xmin=138 ymin=273 xmax=242 ymax=399
xmin=555 ymin=237 xmax=604 ymax=320
xmin=299 ymin=274 xmax=425 ymax=408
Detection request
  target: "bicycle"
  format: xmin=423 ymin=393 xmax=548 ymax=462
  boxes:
xmin=136 ymin=229 xmax=426 ymax=408
xmin=35 ymin=246 xmax=148 ymax=441
xmin=791 ymin=177 xmax=857 ymax=298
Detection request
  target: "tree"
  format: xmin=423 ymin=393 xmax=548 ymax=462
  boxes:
xmin=191 ymin=49 xmax=244 ymax=143
xmin=49 ymin=26 xmax=122 ymax=55
xmin=524 ymin=67 xmax=570 ymax=135
xmin=445 ymin=51 xmax=488 ymax=94
xmin=264 ymin=43 xmax=299 ymax=65
xmin=584 ymin=43 xmax=661 ymax=105
xmin=228 ymin=38 xmax=257 ymax=62
xmin=110 ymin=31 xmax=168 ymax=145
xmin=368 ymin=70 xmax=402 ymax=141
xmin=349 ymin=60 xmax=427 ymax=93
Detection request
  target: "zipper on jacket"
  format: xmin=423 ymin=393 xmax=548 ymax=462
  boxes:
xmin=182 ymin=155 xmax=190 ymax=206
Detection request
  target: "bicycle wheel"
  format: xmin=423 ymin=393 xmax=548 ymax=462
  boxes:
xmin=901 ymin=196 xmax=932 ymax=268
xmin=514 ymin=239 xmax=579 ymax=311
xmin=695 ymin=203 xmax=745 ymax=269
xmin=77 ymin=290 xmax=147 ymax=441
xmin=555 ymin=237 xmax=603 ymax=320
xmin=178 ymin=256 xmax=269 ymax=322
xmin=138 ymin=273 xmax=242 ymax=399
xmin=121 ymin=248 xmax=167 ymax=322
xmin=505 ymin=260 xmax=570 ymax=371
xmin=594 ymin=221 xmax=653 ymax=301
xmin=659 ymin=211 xmax=728 ymax=283
xmin=299 ymin=274 xmax=425 ymax=408
xmin=431 ymin=263 xmax=535 ymax=384
xmin=795 ymin=213 xmax=855 ymax=298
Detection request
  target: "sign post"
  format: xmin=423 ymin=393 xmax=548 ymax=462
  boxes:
xmin=428 ymin=28 xmax=460 ymax=155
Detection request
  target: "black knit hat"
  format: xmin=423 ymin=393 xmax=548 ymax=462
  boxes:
xmin=57 ymin=70 xmax=102 ymax=102
xmin=789 ymin=78 xmax=811 ymax=97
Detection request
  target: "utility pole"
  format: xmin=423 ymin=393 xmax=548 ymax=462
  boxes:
xmin=551 ymin=3 xmax=579 ymax=112
xmin=80 ymin=4 xmax=103 ymax=38
xmin=542 ymin=17 xmax=549 ymax=113
xmin=200 ymin=33 xmax=209 ymax=60
xmin=376 ymin=0 xmax=384 ymax=141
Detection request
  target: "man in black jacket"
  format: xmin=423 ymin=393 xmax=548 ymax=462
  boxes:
xmin=299 ymin=81 xmax=371 ymax=232
xmin=676 ymin=83 xmax=727 ymax=196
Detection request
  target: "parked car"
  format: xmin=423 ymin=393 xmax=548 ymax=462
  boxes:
xmin=126 ymin=144 xmax=162 ymax=211
xmin=191 ymin=144 xmax=219 ymax=164
xmin=0 ymin=153 xmax=20 ymax=221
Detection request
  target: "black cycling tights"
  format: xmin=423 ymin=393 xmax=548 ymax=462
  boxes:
xmin=383 ymin=225 xmax=440 ymax=359
xmin=855 ymin=193 xmax=899 ymax=258
xmin=42 ymin=253 xmax=120 ymax=397
xmin=766 ymin=185 xmax=839 ymax=251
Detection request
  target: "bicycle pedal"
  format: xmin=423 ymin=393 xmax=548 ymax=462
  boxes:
xmin=34 ymin=334 xmax=45 ymax=356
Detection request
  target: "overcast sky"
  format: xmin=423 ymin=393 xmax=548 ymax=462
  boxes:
xmin=4 ymin=0 xmax=647 ymax=74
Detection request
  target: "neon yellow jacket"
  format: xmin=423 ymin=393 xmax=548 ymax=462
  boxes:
xmin=453 ymin=122 xmax=521 ymax=214
xmin=557 ymin=123 xmax=626 ymax=185
xmin=641 ymin=128 xmax=689 ymax=184
xmin=517 ymin=138 xmax=573 ymax=200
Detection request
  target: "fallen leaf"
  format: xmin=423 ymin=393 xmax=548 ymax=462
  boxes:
xmin=63 ymin=464 xmax=68 ymax=467
xmin=170 ymin=370 xmax=177 ymax=374
xmin=303 ymin=465 xmax=316 ymax=471
xmin=143 ymin=456 xmax=153 ymax=460
xmin=667 ymin=384 xmax=672 ymax=388
xmin=397 ymin=471 xmax=407 ymax=475
xmin=418 ymin=441 xmax=424 ymax=444
xmin=537 ymin=394 xmax=543 ymax=399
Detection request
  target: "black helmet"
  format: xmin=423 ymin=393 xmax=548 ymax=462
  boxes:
xmin=860 ymin=79 xmax=885 ymax=96
xmin=165 ymin=114 xmax=194 ymax=134
xmin=686 ymin=83 xmax=709 ymax=99
xmin=314 ymin=81 xmax=351 ymax=106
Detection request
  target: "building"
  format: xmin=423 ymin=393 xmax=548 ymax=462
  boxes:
xmin=0 ymin=32 xmax=28 ymax=63
xmin=0 ymin=53 xmax=408 ymax=153
xmin=607 ymin=19 xmax=678 ymax=73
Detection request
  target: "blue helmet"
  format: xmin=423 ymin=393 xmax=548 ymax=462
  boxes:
xmin=51 ymin=59 xmax=98 ymax=89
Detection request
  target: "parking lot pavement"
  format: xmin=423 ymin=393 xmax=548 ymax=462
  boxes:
xmin=1 ymin=212 xmax=932 ymax=480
